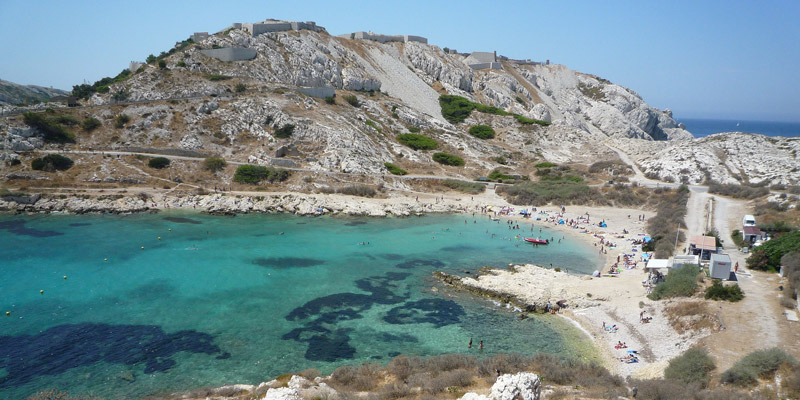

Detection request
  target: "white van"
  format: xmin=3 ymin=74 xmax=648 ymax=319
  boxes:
xmin=742 ymin=215 xmax=756 ymax=227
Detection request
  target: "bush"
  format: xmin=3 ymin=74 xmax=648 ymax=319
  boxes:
xmin=111 ymin=90 xmax=129 ymax=102
xmin=114 ymin=114 xmax=130 ymax=129
xmin=497 ymin=181 xmax=599 ymax=206
xmin=488 ymin=169 xmax=515 ymax=181
xmin=384 ymin=162 xmax=407 ymax=175
xmin=432 ymin=152 xmax=464 ymax=166
xmin=704 ymin=280 xmax=744 ymax=301
xmin=342 ymin=94 xmax=360 ymax=107
xmin=233 ymin=165 xmax=289 ymax=184
xmin=365 ymin=119 xmax=381 ymax=133
xmin=31 ymin=154 xmax=74 ymax=172
xmin=468 ymin=125 xmax=495 ymax=139
xmin=648 ymin=264 xmax=699 ymax=300
xmin=664 ymin=348 xmax=716 ymax=387
xmin=747 ymin=230 xmax=800 ymax=272
xmin=330 ymin=363 xmax=381 ymax=391
xmin=234 ymin=83 xmax=246 ymax=93
xmin=71 ymin=68 xmax=132 ymax=100
xmin=81 ymin=117 xmax=101 ymax=131
xmin=721 ymin=348 xmax=798 ymax=386
xmin=396 ymin=134 xmax=437 ymax=150
xmin=513 ymin=114 xmax=550 ymax=126
xmin=273 ymin=124 xmax=295 ymax=138
xmin=647 ymin=188 xmax=689 ymax=258
xmin=148 ymin=157 xmax=170 ymax=169
xmin=442 ymin=179 xmax=485 ymax=194
xmin=22 ymin=112 xmax=75 ymax=143
xmin=338 ymin=185 xmax=377 ymax=197
xmin=438 ymin=94 xmax=511 ymax=123
xmin=158 ymin=60 xmax=167 ymax=70
xmin=52 ymin=115 xmax=79 ymax=126
xmin=709 ymin=183 xmax=769 ymax=199
xmin=204 ymin=156 xmax=226 ymax=172
xmin=534 ymin=162 xmax=558 ymax=168
xmin=324 ymin=95 xmax=335 ymax=104
xmin=408 ymin=126 xmax=421 ymax=133
xmin=206 ymin=74 xmax=231 ymax=81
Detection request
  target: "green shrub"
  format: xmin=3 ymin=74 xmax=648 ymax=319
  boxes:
xmin=721 ymin=348 xmax=798 ymax=386
xmin=704 ymin=280 xmax=744 ymax=301
xmin=513 ymin=114 xmax=550 ymax=126
xmin=365 ymin=120 xmax=381 ymax=133
xmin=148 ymin=157 xmax=171 ymax=169
xmin=204 ymin=156 xmax=227 ymax=172
xmin=177 ymin=61 xmax=187 ymax=68
xmin=746 ymin=230 xmax=800 ymax=272
xmin=442 ymin=179 xmax=485 ymax=194
xmin=384 ymin=162 xmax=407 ymax=175
xmin=71 ymin=68 xmax=132 ymax=100
xmin=343 ymin=94 xmax=360 ymax=107
xmin=31 ymin=154 xmax=73 ymax=171
xmin=664 ymin=348 xmax=716 ymax=387
xmin=81 ymin=117 xmax=101 ymax=131
xmin=52 ymin=115 xmax=79 ymax=126
xmin=22 ymin=112 xmax=75 ymax=143
xmin=158 ymin=60 xmax=167 ymax=70
xmin=432 ymin=152 xmax=464 ymax=166
xmin=515 ymin=96 xmax=524 ymax=104
xmin=234 ymin=83 xmax=246 ymax=93
xmin=324 ymin=95 xmax=335 ymax=104
xmin=648 ymin=264 xmax=699 ymax=300
xmin=439 ymin=95 xmax=477 ymax=123
xmin=468 ymin=125 xmax=495 ymax=139
xmin=647 ymin=187 xmax=690 ymax=258
xmin=408 ymin=126 xmax=421 ymax=133
xmin=233 ymin=165 xmax=289 ymax=184
xmin=497 ymin=181 xmax=598 ymax=205
xmin=111 ymin=90 xmax=129 ymax=102
xmin=114 ymin=114 xmax=130 ymax=129
xmin=534 ymin=162 xmax=558 ymax=168
xmin=206 ymin=74 xmax=231 ymax=81
xmin=273 ymin=124 xmax=295 ymax=138
xmin=396 ymin=134 xmax=437 ymax=150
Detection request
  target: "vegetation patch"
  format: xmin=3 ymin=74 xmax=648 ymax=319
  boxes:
xmin=233 ymin=165 xmax=290 ymax=184
xmin=746 ymin=230 xmax=800 ymax=272
xmin=396 ymin=134 xmax=437 ymax=150
xmin=513 ymin=114 xmax=550 ymax=126
xmin=273 ymin=124 xmax=295 ymax=139
xmin=31 ymin=154 xmax=74 ymax=172
xmin=648 ymin=263 xmax=699 ymax=300
xmin=432 ymin=152 xmax=464 ymax=166
xmin=664 ymin=348 xmax=716 ymax=387
xmin=439 ymin=95 xmax=508 ymax=123
xmin=384 ymin=162 xmax=407 ymax=175
xmin=337 ymin=185 xmax=377 ymax=197
xmin=722 ymin=348 xmax=798 ymax=386
xmin=343 ymin=94 xmax=360 ymax=107
xmin=709 ymin=183 xmax=769 ymax=199
xmin=234 ymin=83 xmax=246 ymax=93
xmin=534 ymin=162 xmax=558 ymax=168
xmin=204 ymin=156 xmax=227 ymax=173
xmin=206 ymin=74 xmax=231 ymax=81
xmin=114 ymin=114 xmax=130 ymax=129
xmin=71 ymin=68 xmax=132 ymax=100
xmin=468 ymin=125 xmax=495 ymax=139
xmin=81 ymin=117 xmax=101 ymax=132
xmin=442 ymin=179 xmax=485 ymax=194
xmin=147 ymin=157 xmax=171 ymax=169
xmin=704 ymin=280 xmax=744 ymax=301
xmin=577 ymin=82 xmax=606 ymax=101
xmin=324 ymin=95 xmax=335 ymax=104
xmin=644 ymin=186 xmax=690 ymax=258
xmin=22 ymin=112 xmax=76 ymax=143
xmin=498 ymin=181 xmax=597 ymax=205
xmin=365 ymin=120 xmax=381 ymax=133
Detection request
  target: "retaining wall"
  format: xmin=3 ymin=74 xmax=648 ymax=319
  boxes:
xmin=199 ymin=47 xmax=257 ymax=62
xmin=468 ymin=62 xmax=503 ymax=70
xmin=296 ymin=87 xmax=335 ymax=98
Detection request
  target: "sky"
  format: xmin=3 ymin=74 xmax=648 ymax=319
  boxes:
xmin=1 ymin=0 xmax=798 ymax=122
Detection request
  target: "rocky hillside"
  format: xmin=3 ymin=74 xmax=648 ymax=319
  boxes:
xmin=0 ymin=78 xmax=68 ymax=105
xmin=1 ymin=20 xmax=796 ymax=187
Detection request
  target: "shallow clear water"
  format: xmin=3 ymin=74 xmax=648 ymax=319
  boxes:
xmin=0 ymin=212 xmax=600 ymax=399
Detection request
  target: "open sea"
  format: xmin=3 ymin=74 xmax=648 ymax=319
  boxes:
xmin=679 ymin=118 xmax=800 ymax=138
xmin=0 ymin=212 xmax=601 ymax=399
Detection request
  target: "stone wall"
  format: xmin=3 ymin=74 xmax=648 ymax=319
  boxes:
xmin=199 ymin=47 xmax=257 ymax=62
xmin=242 ymin=21 xmax=322 ymax=36
xmin=296 ymin=87 xmax=335 ymax=98
xmin=468 ymin=62 xmax=503 ymax=70
xmin=344 ymin=31 xmax=428 ymax=44
xmin=191 ymin=32 xmax=209 ymax=42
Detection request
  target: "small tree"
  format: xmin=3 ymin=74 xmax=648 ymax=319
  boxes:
xmin=204 ymin=156 xmax=227 ymax=172
xmin=324 ymin=96 xmax=335 ymax=104
xmin=148 ymin=157 xmax=171 ymax=169
xmin=234 ymin=83 xmax=246 ymax=93
xmin=343 ymin=95 xmax=360 ymax=107
xmin=31 ymin=154 xmax=74 ymax=172
xmin=146 ymin=54 xmax=157 ymax=64
xmin=433 ymin=152 xmax=465 ymax=166
xmin=468 ymin=125 xmax=495 ymax=139
xmin=274 ymin=124 xmax=295 ymax=138
xmin=81 ymin=117 xmax=101 ymax=131
xmin=158 ymin=60 xmax=167 ymax=70
xmin=114 ymin=114 xmax=130 ymax=128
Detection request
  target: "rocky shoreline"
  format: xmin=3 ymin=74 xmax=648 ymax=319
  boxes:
xmin=0 ymin=192 xmax=469 ymax=216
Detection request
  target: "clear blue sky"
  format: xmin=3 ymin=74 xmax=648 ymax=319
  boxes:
xmin=1 ymin=0 xmax=798 ymax=122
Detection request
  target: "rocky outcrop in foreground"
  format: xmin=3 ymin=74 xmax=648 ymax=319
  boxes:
xmin=460 ymin=372 xmax=542 ymax=400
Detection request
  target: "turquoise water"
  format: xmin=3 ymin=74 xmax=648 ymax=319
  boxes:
xmin=0 ymin=213 xmax=600 ymax=399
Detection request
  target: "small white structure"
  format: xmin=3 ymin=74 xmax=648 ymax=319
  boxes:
xmin=742 ymin=226 xmax=764 ymax=244
xmin=646 ymin=258 xmax=670 ymax=272
xmin=709 ymin=253 xmax=732 ymax=280
xmin=742 ymin=214 xmax=756 ymax=227
xmin=671 ymin=254 xmax=700 ymax=267
xmin=191 ymin=32 xmax=209 ymax=42
xmin=464 ymin=51 xmax=503 ymax=70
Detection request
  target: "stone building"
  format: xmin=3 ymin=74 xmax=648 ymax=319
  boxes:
xmin=240 ymin=20 xmax=324 ymax=36
xmin=464 ymin=51 xmax=503 ymax=70
xmin=341 ymin=31 xmax=428 ymax=44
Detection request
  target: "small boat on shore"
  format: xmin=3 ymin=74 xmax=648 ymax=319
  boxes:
xmin=524 ymin=237 xmax=549 ymax=245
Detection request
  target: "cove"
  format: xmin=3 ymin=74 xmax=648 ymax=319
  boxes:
xmin=0 ymin=212 xmax=601 ymax=399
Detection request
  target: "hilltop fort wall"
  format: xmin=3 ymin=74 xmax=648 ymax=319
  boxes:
xmin=241 ymin=20 xmax=324 ymax=36
xmin=199 ymin=47 xmax=257 ymax=62
xmin=341 ymin=31 xmax=428 ymax=44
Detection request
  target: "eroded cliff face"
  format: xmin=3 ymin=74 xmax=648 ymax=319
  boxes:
xmin=1 ymin=24 xmax=794 ymax=185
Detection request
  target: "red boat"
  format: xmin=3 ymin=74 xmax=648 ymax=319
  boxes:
xmin=524 ymin=237 xmax=549 ymax=245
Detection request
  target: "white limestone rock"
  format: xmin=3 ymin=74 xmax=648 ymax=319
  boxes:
xmin=490 ymin=372 xmax=542 ymax=400
xmin=460 ymin=393 xmax=491 ymax=400
xmin=262 ymin=387 xmax=300 ymax=400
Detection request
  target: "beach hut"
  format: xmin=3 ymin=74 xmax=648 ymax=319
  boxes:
xmin=645 ymin=258 xmax=670 ymax=273
xmin=689 ymin=235 xmax=717 ymax=260
xmin=671 ymin=255 xmax=700 ymax=268
xmin=709 ymin=254 xmax=732 ymax=280
xmin=742 ymin=226 xmax=763 ymax=244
